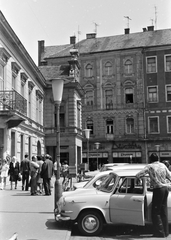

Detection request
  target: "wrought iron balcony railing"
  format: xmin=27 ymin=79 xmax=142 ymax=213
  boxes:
xmin=0 ymin=90 xmax=27 ymax=115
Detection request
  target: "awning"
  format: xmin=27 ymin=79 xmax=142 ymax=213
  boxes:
xmin=6 ymin=115 xmax=25 ymax=129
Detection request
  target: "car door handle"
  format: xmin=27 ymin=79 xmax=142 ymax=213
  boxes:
xmin=133 ymin=199 xmax=143 ymax=202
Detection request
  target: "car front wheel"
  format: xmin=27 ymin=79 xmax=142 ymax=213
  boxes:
xmin=78 ymin=210 xmax=103 ymax=236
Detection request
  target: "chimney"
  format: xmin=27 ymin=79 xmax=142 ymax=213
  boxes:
xmin=143 ymin=28 xmax=147 ymax=32
xmin=70 ymin=36 xmax=76 ymax=45
xmin=124 ymin=28 xmax=130 ymax=34
xmin=147 ymin=26 xmax=154 ymax=31
xmin=38 ymin=40 xmax=45 ymax=66
xmin=86 ymin=33 xmax=96 ymax=39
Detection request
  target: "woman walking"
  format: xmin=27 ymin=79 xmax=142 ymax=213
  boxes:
xmin=8 ymin=156 xmax=20 ymax=190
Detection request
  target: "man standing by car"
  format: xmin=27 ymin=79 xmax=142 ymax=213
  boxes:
xmin=41 ymin=154 xmax=53 ymax=195
xmin=136 ymin=153 xmax=171 ymax=238
xmin=20 ymin=154 xmax=30 ymax=191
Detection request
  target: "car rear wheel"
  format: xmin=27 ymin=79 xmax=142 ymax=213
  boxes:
xmin=77 ymin=210 xmax=103 ymax=236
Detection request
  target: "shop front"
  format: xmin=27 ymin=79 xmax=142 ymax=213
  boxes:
xmin=82 ymin=152 xmax=108 ymax=170
xmin=112 ymin=151 xmax=142 ymax=163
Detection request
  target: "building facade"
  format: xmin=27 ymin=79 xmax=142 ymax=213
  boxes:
xmin=38 ymin=27 xmax=171 ymax=169
xmin=0 ymin=11 xmax=46 ymax=161
xmin=39 ymin=49 xmax=84 ymax=172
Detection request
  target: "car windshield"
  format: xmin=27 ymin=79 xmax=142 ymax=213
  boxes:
xmin=97 ymin=173 xmax=118 ymax=193
xmin=83 ymin=176 xmax=95 ymax=187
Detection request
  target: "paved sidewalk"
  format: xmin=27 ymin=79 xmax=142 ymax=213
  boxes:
xmin=0 ymin=176 xmax=72 ymax=240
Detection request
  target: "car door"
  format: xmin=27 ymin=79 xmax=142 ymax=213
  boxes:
xmin=109 ymin=177 xmax=145 ymax=226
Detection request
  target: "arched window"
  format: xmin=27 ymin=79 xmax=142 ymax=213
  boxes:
xmin=106 ymin=119 xmax=114 ymax=134
xmin=104 ymin=61 xmax=112 ymax=75
xmin=85 ymin=64 xmax=93 ymax=77
xmin=105 ymin=89 xmax=113 ymax=109
xmin=125 ymin=88 xmax=133 ymax=103
xmin=124 ymin=59 xmax=133 ymax=74
xmin=126 ymin=118 xmax=134 ymax=134
xmin=85 ymin=90 xmax=94 ymax=106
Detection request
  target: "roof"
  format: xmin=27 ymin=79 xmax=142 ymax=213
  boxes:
xmin=39 ymin=65 xmax=69 ymax=80
xmin=42 ymin=29 xmax=171 ymax=60
xmin=111 ymin=168 xmax=145 ymax=177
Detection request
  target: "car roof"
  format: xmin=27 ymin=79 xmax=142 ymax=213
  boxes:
xmin=109 ymin=163 xmax=147 ymax=170
xmin=110 ymin=168 xmax=145 ymax=177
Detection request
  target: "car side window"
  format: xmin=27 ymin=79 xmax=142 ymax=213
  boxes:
xmin=118 ymin=177 xmax=144 ymax=194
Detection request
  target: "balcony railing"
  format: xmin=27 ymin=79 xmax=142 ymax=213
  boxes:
xmin=0 ymin=90 xmax=27 ymax=115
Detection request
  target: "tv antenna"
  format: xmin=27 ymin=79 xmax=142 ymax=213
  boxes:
xmin=124 ymin=16 xmax=132 ymax=28
xmin=93 ymin=22 xmax=99 ymax=35
xmin=150 ymin=18 xmax=154 ymax=26
xmin=154 ymin=5 xmax=157 ymax=30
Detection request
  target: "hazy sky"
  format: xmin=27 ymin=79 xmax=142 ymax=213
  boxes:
xmin=1 ymin=0 xmax=171 ymax=64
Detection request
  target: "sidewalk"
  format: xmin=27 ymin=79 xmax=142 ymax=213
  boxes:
xmin=0 ymin=176 xmax=72 ymax=240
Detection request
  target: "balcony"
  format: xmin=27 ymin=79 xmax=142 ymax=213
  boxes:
xmin=0 ymin=90 xmax=27 ymax=115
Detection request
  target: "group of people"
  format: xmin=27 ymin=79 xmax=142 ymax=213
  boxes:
xmin=0 ymin=154 xmax=69 ymax=196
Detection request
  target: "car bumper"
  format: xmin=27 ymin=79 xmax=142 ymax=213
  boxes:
xmin=55 ymin=213 xmax=71 ymax=221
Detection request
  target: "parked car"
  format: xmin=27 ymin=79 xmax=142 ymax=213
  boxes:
xmin=55 ymin=168 xmax=171 ymax=236
xmin=73 ymin=164 xmax=147 ymax=190
xmin=84 ymin=162 xmax=129 ymax=178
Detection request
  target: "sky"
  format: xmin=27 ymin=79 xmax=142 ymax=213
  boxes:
xmin=1 ymin=0 xmax=171 ymax=65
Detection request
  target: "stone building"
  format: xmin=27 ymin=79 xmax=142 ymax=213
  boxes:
xmin=38 ymin=27 xmax=171 ymax=169
xmin=0 ymin=11 xmax=46 ymax=161
xmin=39 ymin=49 xmax=84 ymax=171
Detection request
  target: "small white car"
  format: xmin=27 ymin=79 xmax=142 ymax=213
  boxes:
xmin=73 ymin=164 xmax=147 ymax=190
xmin=55 ymin=168 xmax=171 ymax=236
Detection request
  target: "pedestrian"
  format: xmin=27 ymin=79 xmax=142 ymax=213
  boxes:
xmin=8 ymin=156 xmax=20 ymax=190
xmin=30 ymin=156 xmax=39 ymax=195
xmin=162 ymin=160 xmax=171 ymax=171
xmin=20 ymin=154 xmax=30 ymax=191
xmin=40 ymin=154 xmax=53 ymax=195
xmin=136 ymin=153 xmax=171 ymax=238
xmin=61 ymin=161 xmax=69 ymax=185
xmin=0 ymin=159 xmax=9 ymax=190
xmin=36 ymin=155 xmax=44 ymax=194
xmin=54 ymin=160 xmax=61 ymax=179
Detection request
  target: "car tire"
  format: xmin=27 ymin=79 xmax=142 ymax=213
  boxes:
xmin=77 ymin=210 xmax=103 ymax=236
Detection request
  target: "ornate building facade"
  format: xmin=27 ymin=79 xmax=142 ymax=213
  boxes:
xmin=0 ymin=11 xmax=45 ymax=161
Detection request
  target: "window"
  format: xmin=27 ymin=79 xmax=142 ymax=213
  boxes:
xmin=166 ymin=86 xmax=171 ymax=102
xmin=105 ymin=89 xmax=113 ymax=109
xmin=148 ymin=86 xmax=158 ymax=102
xmin=148 ymin=117 xmax=159 ymax=133
xmin=106 ymin=119 xmax=113 ymax=134
xmin=12 ymin=73 xmax=16 ymax=90
xmin=124 ymin=59 xmax=133 ymax=74
xmin=85 ymin=64 xmax=93 ymax=77
xmin=0 ymin=64 xmax=4 ymax=90
xmin=77 ymin=101 xmax=81 ymax=129
xmin=118 ymin=177 xmax=143 ymax=194
xmin=85 ymin=90 xmax=94 ymax=105
xmin=167 ymin=116 xmax=171 ymax=133
xmin=146 ymin=57 xmax=157 ymax=73
xmin=104 ymin=61 xmax=112 ymax=75
xmin=165 ymin=55 xmax=171 ymax=72
xmin=126 ymin=118 xmax=134 ymax=134
xmin=28 ymin=89 xmax=32 ymax=118
xmin=125 ymin=88 xmax=133 ymax=103
xmin=54 ymin=105 xmax=65 ymax=128
xmin=86 ymin=119 xmax=93 ymax=135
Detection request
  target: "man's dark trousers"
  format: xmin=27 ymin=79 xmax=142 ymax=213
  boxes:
xmin=151 ymin=186 xmax=169 ymax=237
xmin=22 ymin=171 xmax=30 ymax=191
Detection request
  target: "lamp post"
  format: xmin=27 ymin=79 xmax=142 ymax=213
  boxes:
xmin=155 ymin=144 xmax=160 ymax=161
xmin=51 ymin=78 xmax=64 ymax=213
xmin=83 ymin=129 xmax=91 ymax=170
xmin=95 ymin=142 xmax=100 ymax=170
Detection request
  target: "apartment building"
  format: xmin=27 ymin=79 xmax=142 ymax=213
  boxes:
xmin=0 ymin=12 xmax=46 ymax=161
xmin=38 ymin=27 xmax=171 ymax=169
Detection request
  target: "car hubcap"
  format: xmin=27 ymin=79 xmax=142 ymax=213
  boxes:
xmin=83 ymin=216 xmax=99 ymax=232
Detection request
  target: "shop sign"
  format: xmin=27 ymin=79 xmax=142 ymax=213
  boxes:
xmin=113 ymin=152 xmax=141 ymax=158
xmin=160 ymin=152 xmax=171 ymax=157
xmin=82 ymin=152 xmax=108 ymax=158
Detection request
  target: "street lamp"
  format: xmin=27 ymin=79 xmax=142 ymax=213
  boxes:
xmin=83 ymin=129 xmax=91 ymax=170
xmin=155 ymin=144 xmax=160 ymax=161
xmin=51 ymin=78 xmax=64 ymax=212
xmin=95 ymin=142 xmax=100 ymax=170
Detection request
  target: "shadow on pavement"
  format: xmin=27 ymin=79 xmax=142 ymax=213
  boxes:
xmin=45 ymin=219 xmax=72 ymax=231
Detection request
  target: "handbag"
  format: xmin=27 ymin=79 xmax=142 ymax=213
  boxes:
xmin=17 ymin=174 xmax=21 ymax=181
